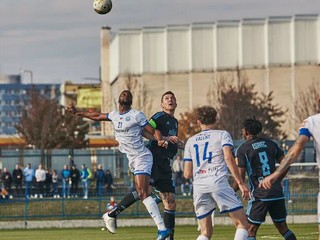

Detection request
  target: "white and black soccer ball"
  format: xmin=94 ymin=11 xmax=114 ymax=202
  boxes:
xmin=93 ymin=0 xmax=112 ymax=15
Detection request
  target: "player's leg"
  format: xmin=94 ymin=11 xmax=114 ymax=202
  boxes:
xmin=215 ymin=186 xmax=248 ymax=240
xmin=135 ymin=174 xmax=172 ymax=240
xmin=270 ymin=199 xmax=296 ymax=240
xmin=193 ymin=192 xmax=215 ymax=240
xmin=151 ymin=156 xmax=176 ymax=239
xmin=159 ymin=191 xmax=176 ymax=239
xmin=228 ymin=208 xmax=249 ymax=240
xmin=196 ymin=215 xmax=213 ymax=240
xmin=246 ymin=223 xmax=260 ymax=240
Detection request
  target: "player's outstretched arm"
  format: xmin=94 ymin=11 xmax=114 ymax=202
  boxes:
xmin=66 ymin=103 xmax=108 ymax=121
xmin=259 ymin=135 xmax=309 ymax=189
xmin=223 ymin=146 xmax=250 ymax=200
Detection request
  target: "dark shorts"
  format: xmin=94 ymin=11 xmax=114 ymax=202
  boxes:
xmin=246 ymin=198 xmax=287 ymax=225
xmin=150 ymin=154 xmax=175 ymax=194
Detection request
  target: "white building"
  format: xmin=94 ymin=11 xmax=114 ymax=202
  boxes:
xmin=100 ymin=14 xmax=320 ymax=138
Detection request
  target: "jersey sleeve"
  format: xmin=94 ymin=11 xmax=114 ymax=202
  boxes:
xmin=220 ymin=131 xmax=234 ymax=148
xmin=183 ymin=139 xmax=192 ymax=162
xmin=235 ymin=146 xmax=247 ymax=168
xmin=299 ymin=118 xmax=312 ymax=139
xmin=106 ymin=111 xmax=114 ymax=121
xmin=136 ymin=111 xmax=149 ymax=127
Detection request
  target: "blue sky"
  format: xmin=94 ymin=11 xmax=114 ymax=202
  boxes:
xmin=0 ymin=0 xmax=319 ymax=84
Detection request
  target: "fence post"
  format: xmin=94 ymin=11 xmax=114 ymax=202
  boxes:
xmin=24 ymin=196 xmax=29 ymax=229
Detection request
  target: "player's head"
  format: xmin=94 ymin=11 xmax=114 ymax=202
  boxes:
xmin=196 ymin=106 xmax=218 ymax=125
xmin=161 ymin=91 xmax=177 ymax=111
xmin=118 ymin=90 xmax=133 ymax=106
xmin=242 ymin=117 xmax=262 ymax=137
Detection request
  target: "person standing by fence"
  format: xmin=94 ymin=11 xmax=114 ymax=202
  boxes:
xmin=35 ymin=164 xmax=46 ymax=198
xmin=81 ymin=164 xmax=89 ymax=199
xmin=12 ymin=164 xmax=23 ymax=197
xmin=61 ymin=165 xmax=71 ymax=198
xmin=105 ymin=169 xmax=114 ymax=195
xmin=52 ymin=169 xmax=60 ymax=198
xmin=70 ymin=165 xmax=80 ymax=197
xmin=23 ymin=163 xmax=34 ymax=198
xmin=95 ymin=164 xmax=105 ymax=197
xmin=1 ymin=167 xmax=13 ymax=199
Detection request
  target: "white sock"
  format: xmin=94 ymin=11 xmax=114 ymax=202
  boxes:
xmin=234 ymin=228 xmax=248 ymax=240
xmin=142 ymin=196 xmax=166 ymax=230
xmin=196 ymin=235 xmax=209 ymax=240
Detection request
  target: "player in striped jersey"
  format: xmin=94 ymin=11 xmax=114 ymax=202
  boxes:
xmin=260 ymin=97 xmax=320 ymax=239
xmin=66 ymin=90 xmax=173 ymax=240
xmin=183 ymin=106 xmax=250 ymax=240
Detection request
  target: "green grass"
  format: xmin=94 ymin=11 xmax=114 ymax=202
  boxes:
xmin=2 ymin=224 xmax=318 ymax=240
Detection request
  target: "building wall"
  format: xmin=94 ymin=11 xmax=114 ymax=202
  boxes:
xmin=101 ymin=14 xmax=320 ymax=139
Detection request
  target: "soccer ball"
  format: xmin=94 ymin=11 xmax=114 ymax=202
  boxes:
xmin=93 ymin=0 xmax=112 ymax=15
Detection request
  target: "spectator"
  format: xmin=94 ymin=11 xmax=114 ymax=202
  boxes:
xmin=105 ymin=169 xmax=114 ymax=194
xmin=45 ymin=169 xmax=52 ymax=197
xmin=70 ymin=165 xmax=80 ymax=197
xmin=23 ymin=163 xmax=34 ymax=198
xmin=35 ymin=164 xmax=46 ymax=198
xmin=80 ymin=164 xmax=89 ymax=199
xmin=52 ymin=169 xmax=60 ymax=198
xmin=172 ymin=155 xmax=183 ymax=187
xmin=61 ymin=165 xmax=71 ymax=198
xmin=12 ymin=164 xmax=23 ymax=197
xmin=95 ymin=164 xmax=105 ymax=197
xmin=180 ymin=177 xmax=193 ymax=196
xmin=1 ymin=167 xmax=13 ymax=199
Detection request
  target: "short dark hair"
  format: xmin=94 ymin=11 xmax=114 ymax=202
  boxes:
xmin=196 ymin=106 xmax=218 ymax=125
xmin=161 ymin=91 xmax=175 ymax=102
xmin=242 ymin=117 xmax=262 ymax=136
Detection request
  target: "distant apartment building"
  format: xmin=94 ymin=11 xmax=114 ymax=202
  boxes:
xmin=99 ymin=14 xmax=320 ymax=139
xmin=0 ymin=75 xmax=60 ymax=135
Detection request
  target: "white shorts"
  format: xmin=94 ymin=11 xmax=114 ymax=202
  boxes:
xmin=193 ymin=184 xmax=243 ymax=219
xmin=127 ymin=148 xmax=153 ymax=176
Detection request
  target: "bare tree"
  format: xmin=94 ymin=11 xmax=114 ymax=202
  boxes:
xmin=122 ymin=75 xmax=153 ymax=117
xmin=179 ymin=70 xmax=288 ymax=141
xmin=15 ymin=91 xmax=89 ymax=149
xmin=295 ymin=81 xmax=320 ymax=123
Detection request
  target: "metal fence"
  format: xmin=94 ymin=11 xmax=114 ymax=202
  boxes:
xmin=0 ymin=145 xmax=318 ymax=222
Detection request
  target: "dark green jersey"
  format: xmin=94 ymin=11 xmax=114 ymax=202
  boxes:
xmin=148 ymin=111 xmax=178 ymax=159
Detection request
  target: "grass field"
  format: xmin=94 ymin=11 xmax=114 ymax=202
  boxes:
xmin=2 ymin=224 xmax=318 ymax=240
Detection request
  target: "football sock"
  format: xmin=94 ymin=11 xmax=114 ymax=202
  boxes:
xmin=164 ymin=209 xmax=175 ymax=233
xmin=164 ymin=209 xmax=175 ymax=239
xmin=142 ymin=196 xmax=166 ymax=231
xmin=108 ymin=191 xmax=139 ymax=218
xmin=196 ymin=235 xmax=209 ymax=240
xmin=234 ymin=228 xmax=248 ymax=240
xmin=247 ymin=237 xmax=256 ymax=240
xmin=283 ymin=230 xmax=297 ymax=240
xmin=151 ymin=192 xmax=162 ymax=204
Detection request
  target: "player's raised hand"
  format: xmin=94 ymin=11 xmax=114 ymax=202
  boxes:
xmin=66 ymin=103 xmax=78 ymax=115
